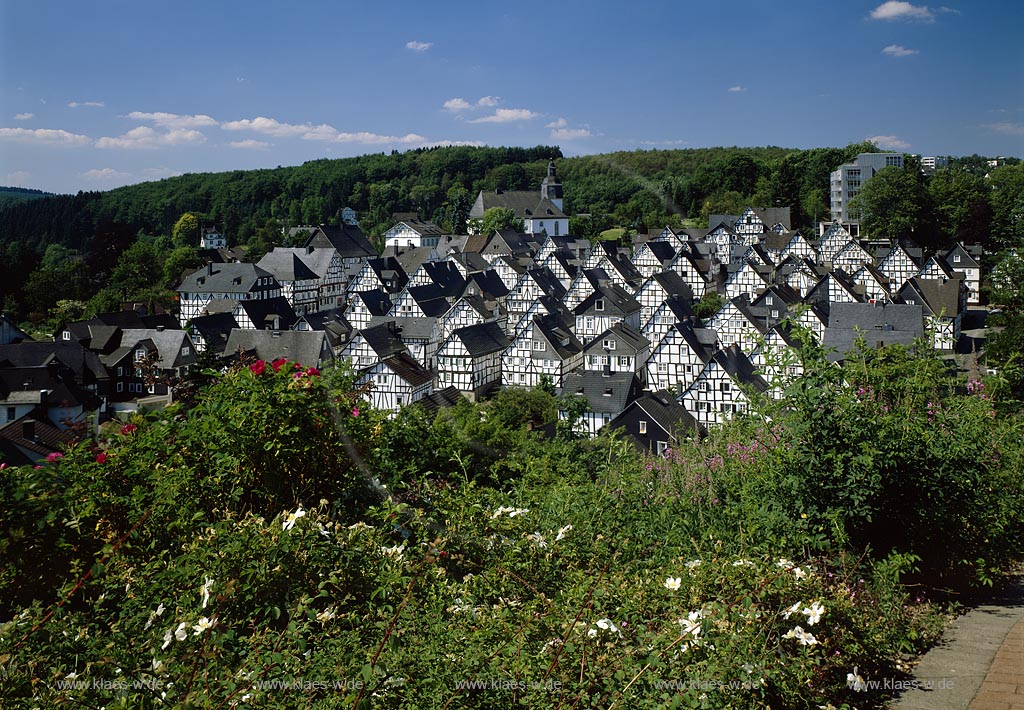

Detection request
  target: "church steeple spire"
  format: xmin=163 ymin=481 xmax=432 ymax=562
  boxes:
xmin=540 ymin=158 xmax=563 ymax=210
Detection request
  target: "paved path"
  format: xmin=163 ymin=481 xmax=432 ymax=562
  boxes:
xmin=891 ymin=578 xmax=1024 ymax=710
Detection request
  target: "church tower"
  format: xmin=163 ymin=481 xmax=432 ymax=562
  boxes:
xmin=540 ymin=159 xmax=563 ymax=211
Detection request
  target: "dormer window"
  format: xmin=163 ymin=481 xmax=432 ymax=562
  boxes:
xmin=602 ymin=339 xmax=616 ymax=350
xmin=953 ymin=254 xmax=961 ymax=263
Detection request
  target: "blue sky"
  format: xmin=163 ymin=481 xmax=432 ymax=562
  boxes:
xmin=1 ymin=0 xmax=1021 ymax=194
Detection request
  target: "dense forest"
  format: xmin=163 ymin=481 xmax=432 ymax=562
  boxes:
xmin=1 ymin=143 xmax=1022 ymax=329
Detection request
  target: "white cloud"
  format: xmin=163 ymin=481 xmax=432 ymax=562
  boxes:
xmin=127 ymin=111 xmax=218 ymax=128
xmin=142 ymin=167 xmax=184 ymax=179
xmin=866 ymin=134 xmax=912 ymax=150
xmin=223 ymin=115 xmax=425 ymax=144
xmin=882 ymin=44 xmax=920 ymax=57
xmin=5 ymin=171 xmax=31 ymax=185
xmin=937 ymin=5 xmax=960 ymax=13
xmin=14 ymin=113 xmax=34 ymax=121
xmin=869 ymin=1 xmax=935 ymax=22
xmin=405 ymin=40 xmax=432 ymax=52
xmin=982 ymin=122 xmax=1024 ymax=136
xmin=96 ymin=126 xmax=207 ymax=149
xmin=444 ymin=96 xmax=502 ymax=112
xmin=551 ymin=127 xmax=592 ymax=140
xmin=229 ymin=139 xmax=271 ymax=149
xmin=68 ymin=100 xmax=105 ymax=108
xmin=546 ymin=118 xmax=568 ymax=129
xmin=443 ymin=98 xmax=473 ymax=112
xmin=305 ymin=129 xmax=426 ymax=145
xmin=0 ymin=127 xmax=91 ymax=146
xmin=728 ymin=85 xmax=746 ymax=93
xmin=221 ymin=116 xmax=314 ymax=136
xmin=467 ymin=108 xmax=539 ymax=124
xmin=82 ymin=168 xmax=131 ymax=181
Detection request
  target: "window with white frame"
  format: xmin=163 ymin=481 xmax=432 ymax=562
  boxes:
xmin=639 ymin=420 xmax=647 ymax=434
xmin=595 ymin=299 xmax=605 ymax=312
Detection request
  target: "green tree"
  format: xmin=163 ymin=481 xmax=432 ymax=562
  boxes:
xmin=439 ymin=185 xmax=472 ymax=234
xmin=162 ymin=246 xmax=202 ymax=289
xmin=850 ymin=164 xmax=933 ymax=242
xmin=109 ymin=240 xmax=164 ymax=299
xmin=172 ymin=212 xmax=200 ymax=248
xmin=476 ymin=207 xmax=525 ymax=235
xmin=928 ymin=167 xmax=992 ymax=245
xmin=987 ymin=163 xmax=1024 ymax=248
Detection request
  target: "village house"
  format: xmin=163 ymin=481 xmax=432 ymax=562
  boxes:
xmin=435 ymin=321 xmax=511 ymax=401
xmin=501 ymin=313 xmax=584 ymax=389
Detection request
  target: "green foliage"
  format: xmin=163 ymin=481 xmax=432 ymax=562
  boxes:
xmin=1 ymin=339 xmax=1021 ymax=708
xmin=172 ymin=212 xmax=200 ymax=248
xmin=851 ymin=164 xmax=933 ymax=243
xmin=473 ymin=207 xmax=525 ymax=235
xmin=694 ymin=291 xmax=725 ymax=320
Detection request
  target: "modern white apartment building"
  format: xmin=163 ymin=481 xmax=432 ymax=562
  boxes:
xmin=830 ymin=153 xmax=904 ymax=233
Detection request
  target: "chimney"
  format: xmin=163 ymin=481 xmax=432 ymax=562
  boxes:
xmin=21 ymin=420 xmax=35 ymax=440
xmin=306 ymin=244 xmax=314 ymax=255
xmin=39 ymin=389 xmax=47 ymax=405
xmin=207 ymin=262 xmax=214 ymax=276
xmin=156 ymin=325 xmax=165 ymax=332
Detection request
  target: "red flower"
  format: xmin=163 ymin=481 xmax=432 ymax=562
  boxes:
xmin=271 ymin=358 xmax=288 ymax=372
xmin=45 ymin=452 xmax=63 ymax=462
xmin=305 ymin=367 xmax=320 ymax=377
xmin=120 ymin=423 xmax=138 ymax=435
xmin=95 ymin=452 xmax=108 ymax=464
xmin=352 ymin=407 xmax=360 ymax=418
xmin=249 ymin=360 xmax=266 ymax=375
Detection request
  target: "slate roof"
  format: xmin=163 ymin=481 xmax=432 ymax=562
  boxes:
xmin=189 ymin=312 xmax=240 ymax=355
xmin=575 ymin=283 xmax=642 ymax=318
xmin=382 ymin=352 xmax=434 ymax=387
xmin=642 ymin=240 xmax=678 ymax=263
xmin=525 ymin=267 xmax=568 ymax=301
xmin=452 ymin=321 xmax=511 ymax=357
xmin=898 ymin=276 xmax=964 ymax=318
xmin=114 ymin=328 xmax=197 ymax=370
xmin=533 ymin=315 xmax=584 ymax=359
xmin=224 ymin=329 xmax=333 ymax=367
xmin=303 ymin=223 xmax=376 ymax=259
xmin=256 ymin=250 xmax=320 ymax=282
xmin=450 ymin=251 xmax=492 ymax=273
xmin=390 ymin=219 xmax=445 ymax=237
xmin=583 ymin=321 xmax=649 ymax=356
xmin=364 ymin=257 xmax=410 ymax=293
xmin=562 ymin=370 xmax=642 ymax=414
xmin=225 ymin=297 xmax=298 ymax=331
xmin=275 ymin=246 xmax=338 ymax=278
xmin=0 ymin=343 xmax=109 ymax=386
xmin=609 ymin=389 xmax=699 ymax=442
xmin=177 ymin=263 xmax=276 ymax=294
xmin=353 ymin=290 xmax=393 ymax=317
xmin=0 ymin=368 xmax=96 ymax=410
xmin=387 ymin=246 xmax=434 ymax=275
xmin=366 ymin=316 xmax=438 ymax=341
xmin=823 ymin=302 xmax=925 ymax=361
xmin=359 ymin=322 xmax=409 ymax=360
xmin=650 ymin=271 xmax=694 ymax=301
xmin=419 ymin=261 xmax=467 ymax=297
xmin=670 ymin=318 xmax=718 ymax=363
xmin=417 ymin=385 xmax=467 ymax=414
xmin=713 ymin=345 xmax=769 ymax=392
xmin=470 ymin=190 xmax=568 ymax=220
xmin=296 ymin=309 xmax=353 ymax=347
xmin=465 ymin=270 xmax=510 ymax=300
xmin=0 ymin=414 xmax=75 ymax=465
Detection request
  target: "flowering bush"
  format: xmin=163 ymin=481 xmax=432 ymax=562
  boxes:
xmin=0 ymin=343 xmax=1018 ymax=708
